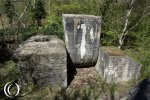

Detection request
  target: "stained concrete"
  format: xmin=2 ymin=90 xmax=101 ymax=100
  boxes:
xmin=63 ymin=14 xmax=101 ymax=67
xmin=14 ymin=35 xmax=67 ymax=87
xmin=96 ymin=47 xmax=142 ymax=83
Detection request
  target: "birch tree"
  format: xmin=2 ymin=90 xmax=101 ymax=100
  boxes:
xmin=17 ymin=0 xmax=31 ymax=28
xmin=118 ymin=0 xmax=150 ymax=49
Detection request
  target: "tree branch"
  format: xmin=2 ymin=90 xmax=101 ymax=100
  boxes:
xmin=17 ymin=0 xmax=31 ymax=27
xmin=128 ymin=6 xmax=150 ymax=31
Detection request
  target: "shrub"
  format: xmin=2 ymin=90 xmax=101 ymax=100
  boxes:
xmin=43 ymin=14 xmax=64 ymax=39
xmin=101 ymin=31 xmax=118 ymax=46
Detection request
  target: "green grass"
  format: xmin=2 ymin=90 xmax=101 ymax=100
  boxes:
xmin=0 ymin=60 xmax=18 ymax=90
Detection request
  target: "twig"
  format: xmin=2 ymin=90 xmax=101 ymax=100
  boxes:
xmin=128 ymin=6 xmax=150 ymax=31
xmin=17 ymin=0 xmax=31 ymax=28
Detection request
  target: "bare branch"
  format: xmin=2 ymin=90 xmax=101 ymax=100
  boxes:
xmin=129 ymin=13 xmax=150 ymax=31
xmin=17 ymin=0 xmax=31 ymax=27
xmin=128 ymin=6 xmax=150 ymax=31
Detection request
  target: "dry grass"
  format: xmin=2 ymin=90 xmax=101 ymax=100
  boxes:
xmin=101 ymin=46 xmax=126 ymax=56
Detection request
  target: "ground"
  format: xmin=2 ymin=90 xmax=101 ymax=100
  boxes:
xmin=0 ymin=61 xmax=136 ymax=100
xmin=68 ymin=67 xmax=97 ymax=89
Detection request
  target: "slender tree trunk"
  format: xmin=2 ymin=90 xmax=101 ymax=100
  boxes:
xmin=118 ymin=0 xmax=136 ymax=49
xmin=17 ymin=0 xmax=31 ymax=28
xmin=9 ymin=19 xmax=13 ymax=28
xmin=36 ymin=19 xmax=42 ymax=27
xmin=49 ymin=0 xmax=50 ymax=13
xmin=118 ymin=31 xmax=128 ymax=49
xmin=0 ymin=17 xmax=4 ymax=29
xmin=118 ymin=1 xmax=150 ymax=49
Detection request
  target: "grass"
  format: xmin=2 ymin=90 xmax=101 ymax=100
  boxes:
xmin=0 ymin=60 xmax=18 ymax=99
xmin=0 ymin=60 xmax=18 ymax=90
xmin=101 ymin=46 xmax=126 ymax=56
xmin=125 ymin=47 xmax=150 ymax=80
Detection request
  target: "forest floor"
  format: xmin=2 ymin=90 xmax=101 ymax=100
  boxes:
xmin=68 ymin=67 xmax=97 ymax=88
xmin=66 ymin=67 xmax=130 ymax=100
xmin=0 ymin=61 xmax=134 ymax=100
xmin=0 ymin=50 xmax=138 ymax=100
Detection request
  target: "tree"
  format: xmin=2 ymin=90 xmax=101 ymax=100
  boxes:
xmin=118 ymin=0 xmax=150 ymax=49
xmin=17 ymin=0 xmax=31 ymax=28
xmin=32 ymin=0 xmax=46 ymax=27
xmin=0 ymin=14 xmax=4 ymax=29
xmin=4 ymin=0 xmax=15 ymax=27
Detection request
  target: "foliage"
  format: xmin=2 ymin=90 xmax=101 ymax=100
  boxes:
xmin=43 ymin=14 xmax=64 ymax=39
xmin=0 ymin=1 xmax=149 ymax=99
xmin=101 ymin=31 xmax=118 ymax=46
xmin=4 ymin=0 xmax=15 ymax=26
xmin=18 ymin=26 xmax=39 ymax=41
xmin=31 ymin=0 xmax=46 ymax=27
xmin=0 ymin=28 xmax=15 ymax=35
xmin=125 ymin=34 xmax=150 ymax=79
xmin=50 ymin=0 xmax=102 ymax=16
xmin=0 ymin=61 xmax=18 ymax=90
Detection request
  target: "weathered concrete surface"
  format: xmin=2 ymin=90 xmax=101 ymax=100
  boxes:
xmin=14 ymin=35 xmax=67 ymax=87
xmin=96 ymin=47 xmax=142 ymax=83
xmin=63 ymin=14 xmax=101 ymax=67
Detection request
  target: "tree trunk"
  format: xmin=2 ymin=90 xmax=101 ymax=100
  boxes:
xmin=0 ymin=17 xmax=4 ymax=29
xmin=49 ymin=0 xmax=50 ymax=13
xmin=118 ymin=31 xmax=128 ymax=49
xmin=9 ymin=19 xmax=13 ymax=28
xmin=17 ymin=0 xmax=31 ymax=28
xmin=118 ymin=0 xmax=136 ymax=49
xmin=36 ymin=19 xmax=42 ymax=27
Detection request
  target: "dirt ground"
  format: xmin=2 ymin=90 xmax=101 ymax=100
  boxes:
xmin=68 ymin=67 xmax=98 ymax=88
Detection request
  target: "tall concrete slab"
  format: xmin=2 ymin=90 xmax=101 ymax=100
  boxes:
xmin=63 ymin=14 xmax=101 ymax=67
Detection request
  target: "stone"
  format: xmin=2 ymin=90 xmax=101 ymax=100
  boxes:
xmin=14 ymin=35 xmax=67 ymax=87
xmin=63 ymin=14 xmax=101 ymax=67
xmin=95 ymin=47 xmax=142 ymax=83
xmin=127 ymin=78 xmax=150 ymax=100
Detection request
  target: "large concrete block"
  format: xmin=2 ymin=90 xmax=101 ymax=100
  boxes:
xmin=14 ymin=35 xmax=67 ymax=87
xmin=96 ymin=47 xmax=142 ymax=83
xmin=63 ymin=14 xmax=101 ymax=67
